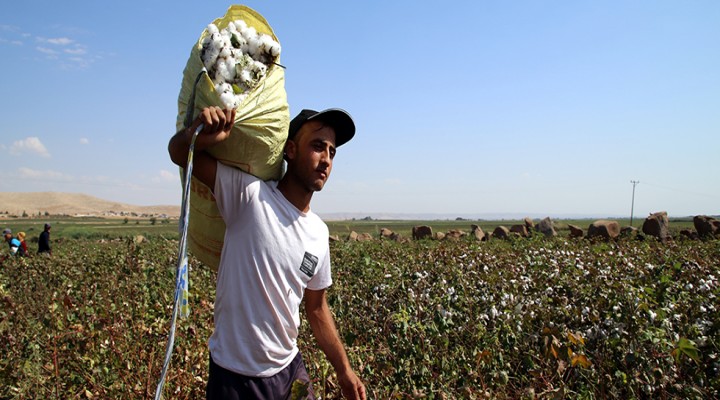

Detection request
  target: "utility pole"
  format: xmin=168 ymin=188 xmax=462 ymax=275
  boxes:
xmin=630 ymin=180 xmax=639 ymax=227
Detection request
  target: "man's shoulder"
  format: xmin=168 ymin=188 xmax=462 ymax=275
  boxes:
xmin=305 ymin=211 xmax=330 ymax=233
xmin=216 ymin=162 xmax=268 ymax=188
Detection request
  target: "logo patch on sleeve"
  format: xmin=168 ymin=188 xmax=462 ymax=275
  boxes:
xmin=299 ymin=252 xmax=319 ymax=278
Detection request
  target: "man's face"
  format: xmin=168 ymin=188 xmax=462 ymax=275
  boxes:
xmin=286 ymin=120 xmax=337 ymax=192
xmin=4 ymin=234 xmax=11 ymax=242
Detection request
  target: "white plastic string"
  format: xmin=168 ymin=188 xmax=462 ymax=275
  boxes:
xmin=154 ymin=123 xmax=203 ymax=400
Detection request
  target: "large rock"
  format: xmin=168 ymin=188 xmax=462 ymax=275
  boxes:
xmin=568 ymin=224 xmax=583 ymax=238
xmin=470 ymin=225 xmax=486 ymax=241
xmin=620 ymin=226 xmax=638 ymax=238
xmin=587 ymin=220 xmax=620 ymax=240
xmin=536 ymin=217 xmax=557 ymax=237
xmin=510 ymin=224 xmax=528 ymax=237
xmin=380 ymin=228 xmax=402 ymax=242
xmin=523 ymin=217 xmax=535 ymax=232
xmin=412 ymin=225 xmax=433 ymax=240
xmin=642 ymin=211 xmax=671 ymax=242
xmin=393 ymin=233 xmax=407 ymax=243
xmin=380 ymin=228 xmax=395 ymax=239
xmin=357 ymin=233 xmax=373 ymax=242
xmin=694 ymin=215 xmax=720 ymax=238
xmin=444 ymin=229 xmax=465 ymax=240
xmin=679 ymin=229 xmax=699 ymax=241
xmin=493 ymin=226 xmax=510 ymax=240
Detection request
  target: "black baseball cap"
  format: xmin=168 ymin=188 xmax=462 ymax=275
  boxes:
xmin=288 ymin=108 xmax=355 ymax=147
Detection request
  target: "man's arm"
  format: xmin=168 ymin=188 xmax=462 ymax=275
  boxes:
xmin=304 ymin=288 xmax=366 ymax=400
xmin=168 ymin=107 xmax=236 ymax=190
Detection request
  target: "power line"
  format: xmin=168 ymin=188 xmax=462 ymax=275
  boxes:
xmin=630 ymin=180 xmax=639 ymax=227
xmin=642 ymin=181 xmax=720 ymax=200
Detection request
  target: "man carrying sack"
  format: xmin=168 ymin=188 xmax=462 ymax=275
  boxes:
xmin=168 ymin=106 xmax=366 ymax=400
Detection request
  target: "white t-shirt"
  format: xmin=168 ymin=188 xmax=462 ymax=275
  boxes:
xmin=209 ymin=162 xmax=332 ymax=377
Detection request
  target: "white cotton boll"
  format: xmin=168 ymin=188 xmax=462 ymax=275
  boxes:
xmin=216 ymin=61 xmax=232 ymax=82
xmin=230 ymin=48 xmax=243 ymax=60
xmin=241 ymin=26 xmax=257 ymax=41
xmin=209 ymin=32 xmax=222 ymax=44
xmin=207 ymin=24 xmax=219 ymax=35
xmin=226 ymin=23 xmax=237 ymax=33
xmin=202 ymin=46 xmax=220 ymax=69
xmin=219 ymin=91 xmax=236 ymax=109
xmin=258 ymin=34 xmax=272 ymax=50
xmin=220 ymin=33 xmax=233 ymax=50
xmin=219 ymin=46 xmax=232 ymax=59
xmin=269 ymin=43 xmax=281 ymax=58
xmin=201 ymin=35 xmax=212 ymax=49
xmin=215 ymin=82 xmax=232 ymax=94
xmin=223 ymin=58 xmax=236 ymax=80
xmin=247 ymin=37 xmax=260 ymax=58
xmin=239 ymin=69 xmax=252 ymax=84
xmin=230 ymin=32 xmax=247 ymax=49
xmin=210 ymin=33 xmax=223 ymax=49
xmin=233 ymin=20 xmax=247 ymax=32
xmin=253 ymin=60 xmax=267 ymax=74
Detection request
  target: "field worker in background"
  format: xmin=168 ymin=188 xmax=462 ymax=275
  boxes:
xmin=38 ymin=223 xmax=52 ymax=256
xmin=3 ymin=229 xmax=20 ymax=255
xmin=16 ymin=232 xmax=29 ymax=257
xmin=168 ymin=106 xmax=366 ymax=400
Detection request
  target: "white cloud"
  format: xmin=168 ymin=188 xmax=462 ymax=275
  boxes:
xmin=36 ymin=46 xmax=58 ymax=55
xmin=79 ymin=138 xmax=89 ymax=145
xmin=158 ymin=169 xmax=178 ymax=182
xmin=28 ymin=34 xmax=94 ymax=69
xmin=0 ymin=38 xmax=23 ymax=46
xmin=10 ymin=137 xmax=50 ymax=157
xmin=64 ymin=46 xmax=86 ymax=55
xmin=17 ymin=167 xmax=71 ymax=181
xmin=45 ymin=37 xmax=73 ymax=45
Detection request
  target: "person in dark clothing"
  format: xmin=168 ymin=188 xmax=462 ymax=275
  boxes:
xmin=38 ymin=223 xmax=52 ymax=256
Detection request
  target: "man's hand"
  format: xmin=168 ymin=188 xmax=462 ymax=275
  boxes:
xmin=338 ymin=369 xmax=366 ymax=400
xmin=189 ymin=106 xmax=236 ymax=151
xmin=304 ymin=288 xmax=367 ymax=400
xmin=169 ymin=106 xmax=237 ymax=190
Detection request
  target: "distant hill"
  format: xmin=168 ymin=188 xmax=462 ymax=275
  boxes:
xmin=0 ymin=192 xmax=180 ymax=218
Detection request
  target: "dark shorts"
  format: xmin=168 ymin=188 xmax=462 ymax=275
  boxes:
xmin=206 ymin=352 xmax=316 ymax=400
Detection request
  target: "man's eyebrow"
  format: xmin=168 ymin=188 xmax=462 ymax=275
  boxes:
xmin=311 ymin=137 xmax=336 ymax=147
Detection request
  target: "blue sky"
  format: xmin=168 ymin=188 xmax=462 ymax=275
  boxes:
xmin=1 ymin=1 xmax=718 ymax=218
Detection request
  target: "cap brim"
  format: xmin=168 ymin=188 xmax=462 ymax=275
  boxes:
xmin=307 ymin=108 xmax=355 ymax=147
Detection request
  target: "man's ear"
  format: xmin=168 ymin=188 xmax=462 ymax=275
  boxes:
xmin=283 ymin=140 xmax=297 ymax=161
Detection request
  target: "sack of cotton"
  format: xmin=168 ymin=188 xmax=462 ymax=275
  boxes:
xmin=176 ymin=5 xmax=289 ymax=270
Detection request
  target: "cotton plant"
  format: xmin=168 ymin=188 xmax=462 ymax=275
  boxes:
xmin=200 ymin=20 xmax=281 ymax=109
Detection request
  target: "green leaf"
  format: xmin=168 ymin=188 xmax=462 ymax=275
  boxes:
xmin=672 ymin=337 xmax=700 ymax=363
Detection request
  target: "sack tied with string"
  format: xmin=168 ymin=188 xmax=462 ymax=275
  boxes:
xmin=176 ymin=5 xmax=289 ymax=271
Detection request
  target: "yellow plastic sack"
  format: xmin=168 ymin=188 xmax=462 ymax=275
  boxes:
xmin=176 ymin=5 xmax=289 ymax=270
